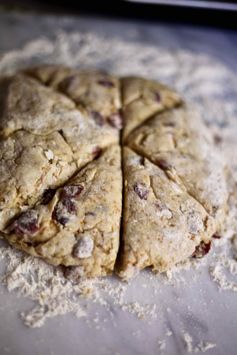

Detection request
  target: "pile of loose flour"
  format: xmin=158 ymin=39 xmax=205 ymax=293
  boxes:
xmin=0 ymin=30 xmax=237 ymax=352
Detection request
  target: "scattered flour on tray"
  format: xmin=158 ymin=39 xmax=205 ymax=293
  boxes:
xmin=0 ymin=32 xmax=237 ymax=351
xmin=183 ymin=332 xmax=216 ymax=353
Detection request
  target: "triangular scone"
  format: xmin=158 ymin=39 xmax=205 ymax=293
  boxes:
xmin=0 ymin=73 xmax=119 ymax=151
xmin=23 ymin=65 xmax=73 ymax=88
xmin=121 ymin=76 xmax=182 ymax=141
xmin=0 ymin=74 xmax=75 ymax=136
xmin=126 ymin=105 xmax=228 ymax=223
xmin=4 ymin=145 xmax=122 ymax=278
xmin=117 ymin=148 xmax=216 ymax=280
xmin=0 ymin=130 xmax=76 ymax=229
xmin=0 ymin=70 xmax=120 ymax=231
xmin=24 ymin=65 xmax=122 ymax=126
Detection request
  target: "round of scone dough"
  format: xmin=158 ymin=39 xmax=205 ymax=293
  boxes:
xmin=0 ymin=65 xmax=228 ymax=279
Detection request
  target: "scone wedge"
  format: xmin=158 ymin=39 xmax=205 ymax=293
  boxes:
xmin=121 ymin=76 xmax=182 ymax=140
xmin=117 ymin=147 xmax=217 ymax=279
xmin=126 ymin=105 xmax=228 ymax=224
xmin=117 ymin=105 xmax=228 ymax=279
xmin=4 ymin=145 xmax=122 ymax=278
xmin=0 ymin=130 xmax=76 ymax=230
xmin=0 ymin=67 xmax=120 ymax=224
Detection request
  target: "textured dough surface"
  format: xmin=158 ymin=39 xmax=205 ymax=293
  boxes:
xmin=0 ymin=65 xmax=228 ymax=279
xmin=5 ymin=146 xmax=122 ymax=278
xmin=118 ymin=105 xmax=228 ymax=279
xmin=121 ymin=76 xmax=182 ymax=140
xmin=117 ymin=148 xmax=217 ymax=279
xmin=0 ymin=130 xmax=76 ymax=230
xmin=125 ymin=105 xmax=228 ymax=217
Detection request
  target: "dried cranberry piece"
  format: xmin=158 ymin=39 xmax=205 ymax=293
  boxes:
xmin=85 ymin=211 xmax=96 ymax=217
xmin=52 ymin=198 xmax=77 ymax=226
xmin=13 ymin=210 xmax=39 ymax=236
xmin=133 ymin=182 xmax=149 ymax=200
xmin=192 ymin=241 xmax=211 ymax=258
xmin=156 ymin=159 xmax=172 ymax=171
xmin=108 ymin=113 xmax=123 ymax=129
xmin=163 ymin=122 xmax=176 ymax=127
xmin=154 ymin=91 xmax=161 ymax=102
xmin=213 ymin=134 xmax=222 ymax=145
xmin=59 ymin=75 xmax=76 ymax=90
xmin=92 ymin=146 xmax=102 ymax=158
xmin=54 ymin=215 xmax=69 ymax=227
xmin=62 ymin=185 xmax=84 ymax=199
xmin=62 ymin=198 xmax=77 ymax=213
xmin=41 ymin=188 xmax=56 ymax=205
xmin=212 ymin=233 xmax=222 ymax=239
xmin=154 ymin=200 xmax=162 ymax=209
xmin=91 ymin=111 xmax=105 ymax=126
xmin=97 ymin=79 xmax=115 ymax=88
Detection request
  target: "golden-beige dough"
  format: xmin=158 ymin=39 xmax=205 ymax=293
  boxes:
xmin=5 ymin=145 xmax=122 ymax=278
xmin=124 ymin=105 xmax=227 ymax=218
xmin=118 ymin=105 xmax=228 ymax=279
xmin=0 ymin=66 xmax=122 ymax=278
xmin=117 ymin=147 xmax=216 ymax=279
xmin=0 ymin=130 xmax=76 ymax=230
xmin=121 ymin=76 xmax=182 ymax=140
xmin=0 ymin=65 xmax=228 ymax=279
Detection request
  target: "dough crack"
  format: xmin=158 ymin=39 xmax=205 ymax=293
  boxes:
xmin=0 ymin=67 xmax=227 ymax=280
xmin=23 ymin=71 xmax=78 ymax=107
xmin=123 ymin=101 xmax=183 ymax=143
xmin=126 ymin=145 xmax=211 ymax=217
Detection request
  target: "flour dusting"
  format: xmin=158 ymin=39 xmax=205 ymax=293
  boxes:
xmin=183 ymin=332 xmax=216 ymax=353
xmin=0 ymin=31 xmax=237 ymax=351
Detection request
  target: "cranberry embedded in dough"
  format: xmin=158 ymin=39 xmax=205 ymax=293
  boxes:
xmin=62 ymin=185 xmax=84 ymax=199
xmin=12 ymin=210 xmax=39 ymax=236
xmin=133 ymin=182 xmax=149 ymax=200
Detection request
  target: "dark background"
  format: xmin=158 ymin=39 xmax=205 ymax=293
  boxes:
xmin=1 ymin=0 xmax=237 ymax=29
